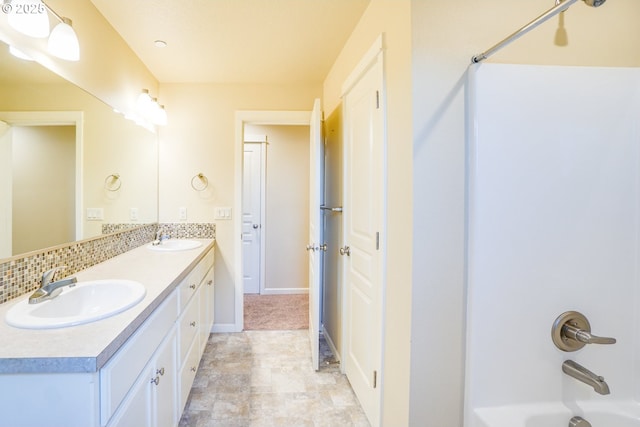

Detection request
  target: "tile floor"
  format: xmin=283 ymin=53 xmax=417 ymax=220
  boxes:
xmin=178 ymin=330 xmax=371 ymax=427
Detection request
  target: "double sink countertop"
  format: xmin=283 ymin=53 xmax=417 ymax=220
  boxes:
xmin=0 ymin=239 xmax=215 ymax=375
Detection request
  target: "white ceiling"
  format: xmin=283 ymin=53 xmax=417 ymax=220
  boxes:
xmin=89 ymin=0 xmax=370 ymax=85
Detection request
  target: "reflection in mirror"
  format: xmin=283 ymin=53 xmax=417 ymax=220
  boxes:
xmin=0 ymin=42 xmax=158 ymax=261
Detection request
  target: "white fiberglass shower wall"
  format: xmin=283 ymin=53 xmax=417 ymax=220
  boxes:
xmin=465 ymin=64 xmax=640 ymax=426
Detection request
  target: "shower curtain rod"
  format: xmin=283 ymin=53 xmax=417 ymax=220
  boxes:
xmin=471 ymin=0 xmax=579 ymax=64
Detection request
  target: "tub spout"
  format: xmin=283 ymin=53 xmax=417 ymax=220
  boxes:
xmin=569 ymin=416 xmax=592 ymax=427
xmin=562 ymin=360 xmax=610 ymax=395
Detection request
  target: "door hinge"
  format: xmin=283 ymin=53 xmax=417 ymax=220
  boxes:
xmin=375 ymin=90 xmax=380 ymax=109
xmin=376 ymin=232 xmax=380 ymax=250
xmin=373 ymin=370 xmax=378 ymax=388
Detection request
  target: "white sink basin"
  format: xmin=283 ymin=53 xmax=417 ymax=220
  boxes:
xmin=5 ymin=279 xmax=146 ymax=329
xmin=147 ymin=239 xmax=202 ymax=252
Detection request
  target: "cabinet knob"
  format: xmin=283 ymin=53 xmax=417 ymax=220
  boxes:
xmin=190 ymin=321 xmax=197 ymax=327
xmin=189 ymin=284 xmax=196 ymax=290
xmin=156 ymin=367 xmax=165 ymax=376
xmin=207 ymin=280 xmax=213 ymax=286
xmin=190 ymin=366 xmax=197 ymax=372
xmin=151 ymin=376 xmax=160 ymax=386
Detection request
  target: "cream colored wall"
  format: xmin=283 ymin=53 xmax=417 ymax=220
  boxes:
xmin=246 ymin=124 xmax=310 ymax=294
xmin=0 ymin=82 xmax=158 ymax=240
xmin=12 ymin=126 xmax=75 ymax=254
xmin=158 ymin=83 xmax=321 ymax=326
xmin=410 ymin=0 xmax=640 ymax=425
xmin=0 ymin=0 xmax=158 ymax=118
xmin=322 ymin=1 xmax=413 ymax=425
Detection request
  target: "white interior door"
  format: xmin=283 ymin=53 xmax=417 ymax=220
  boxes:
xmin=242 ymin=142 xmax=263 ymax=294
xmin=342 ymin=50 xmax=384 ymax=426
xmin=308 ymin=98 xmax=324 ymax=371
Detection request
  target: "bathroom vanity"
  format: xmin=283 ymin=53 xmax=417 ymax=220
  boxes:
xmin=0 ymin=239 xmax=215 ymax=427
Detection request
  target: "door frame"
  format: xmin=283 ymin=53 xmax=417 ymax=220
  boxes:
xmin=232 ymin=110 xmax=312 ymax=332
xmin=242 ymin=135 xmax=267 ymax=295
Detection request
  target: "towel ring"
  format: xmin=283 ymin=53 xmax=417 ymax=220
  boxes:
xmin=104 ymin=174 xmax=121 ymax=191
xmin=191 ymin=173 xmax=209 ymax=191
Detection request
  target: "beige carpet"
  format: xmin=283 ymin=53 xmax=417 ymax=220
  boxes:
xmin=243 ymin=294 xmax=309 ymax=330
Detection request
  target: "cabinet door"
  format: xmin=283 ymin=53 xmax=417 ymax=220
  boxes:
xmin=107 ymin=366 xmax=153 ymax=427
xmin=152 ymin=328 xmax=177 ymax=427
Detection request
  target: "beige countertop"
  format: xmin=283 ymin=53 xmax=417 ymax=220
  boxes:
xmin=0 ymin=239 xmax=214 ymax=374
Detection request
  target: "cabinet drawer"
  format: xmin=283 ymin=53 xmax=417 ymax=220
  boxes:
xmin=178 ymin=271 xmax=200 ymax=311
xmin=178 ymin=336 xmax=200 ymax=414
xmin=178 ymin=292 xmax=200 ymax=365
xmin=100 ymin=291 xmax=178 ymax=426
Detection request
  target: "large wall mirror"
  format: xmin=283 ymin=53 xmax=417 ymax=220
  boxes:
xmin=0 ymin=42 xmax=158 ymax=260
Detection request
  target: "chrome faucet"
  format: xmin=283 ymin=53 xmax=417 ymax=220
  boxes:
xmin=28 ymin=266 xmax=77 ymax=304
xmin=562 ymin=360 xmax=610 ymax=395
xmin=152 ymin=230 xmax=169 ymax=246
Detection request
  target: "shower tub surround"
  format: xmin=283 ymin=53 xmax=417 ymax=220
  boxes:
xmin=0 ymin=223 xmax=215 ymax=305
xmin=0 ymin=236 xmax=215 ymax=426
xmin=464 ymin=64 xmax=640 ymax=426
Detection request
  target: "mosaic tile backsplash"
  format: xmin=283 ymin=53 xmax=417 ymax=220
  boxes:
xmin=0 ymin=223 xmax=215 ymax=305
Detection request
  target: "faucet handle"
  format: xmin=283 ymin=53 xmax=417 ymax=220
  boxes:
xmin=41 ymin=266 xmax=67 ymax=285
xmin=563 ymin=325 xmax=616 ymax=345
xmin=552 ymin=311 xmax=616 ymax=352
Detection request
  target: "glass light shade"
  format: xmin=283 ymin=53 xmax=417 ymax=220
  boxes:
xmin=155 ymin=105 xmax=168 ymax=126
xmin=48 ymin=20 xmax=80 ymax=61
xmin=8 ymin=0 xmax=50 ymax=38
xmin=9 ymin=45 xmax=34 ymax=61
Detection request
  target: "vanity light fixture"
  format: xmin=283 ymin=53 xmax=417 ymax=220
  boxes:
xmin=5 ymin=0 xmax=80 ymax=61
xmin=136 ymin=89 xmax=168 ymax=126
xmin=7 ymin=0 xmax=50 ymax=38
xmin=47 ymin=16 xmax=80 ymax=61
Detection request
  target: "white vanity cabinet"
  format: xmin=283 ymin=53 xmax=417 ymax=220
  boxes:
xmin=0 ymin=242 xmax=216 ymax=427
xmin=176 ymin=253 xmax=215 ymax=413
xmin=104 ymin=247 xmax=215 ymax=427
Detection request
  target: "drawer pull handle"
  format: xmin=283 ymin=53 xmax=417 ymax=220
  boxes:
xmin=190 ymin=366 xmax=197 ymax=372
xmin=151 ymin=376 xmax=160 ymax=386
xmin=190 ymin=321 xmax=197 ymax=327
xmin=189 ymin=284 xmax=196 ymax=290
xmin=156 ymin=367 xmax=165 ymax=376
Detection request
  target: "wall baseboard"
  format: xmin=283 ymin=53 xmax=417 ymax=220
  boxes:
xmin=260 ymin=288 xmax=309 ymax=295
xmin=212 ymin=323 xmax=242 ymax=333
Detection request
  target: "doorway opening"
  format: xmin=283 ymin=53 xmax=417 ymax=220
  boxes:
xmin=235 ymin=111 xmax=316 ymax=331
xmin=241 ymin=124 xmax=310 ymax=330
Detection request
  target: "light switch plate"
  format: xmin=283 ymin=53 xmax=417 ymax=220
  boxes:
xmin=179 ymin=207 xmax=187 ymax=220
xmin=86 ymin=208 xmax=104 ymax=221
xmin=214 ymin=207 xmax=232 ymax=220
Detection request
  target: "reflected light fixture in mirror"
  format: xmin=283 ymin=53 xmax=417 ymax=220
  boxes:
xmin=9 ymin=45 xmax=34 ymax=60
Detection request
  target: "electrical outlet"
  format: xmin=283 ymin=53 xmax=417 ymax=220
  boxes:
xmin=179 ymin=207 xmax=187 ymax=220
xmin=130 ymin=208 xmax=139 ymax=221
